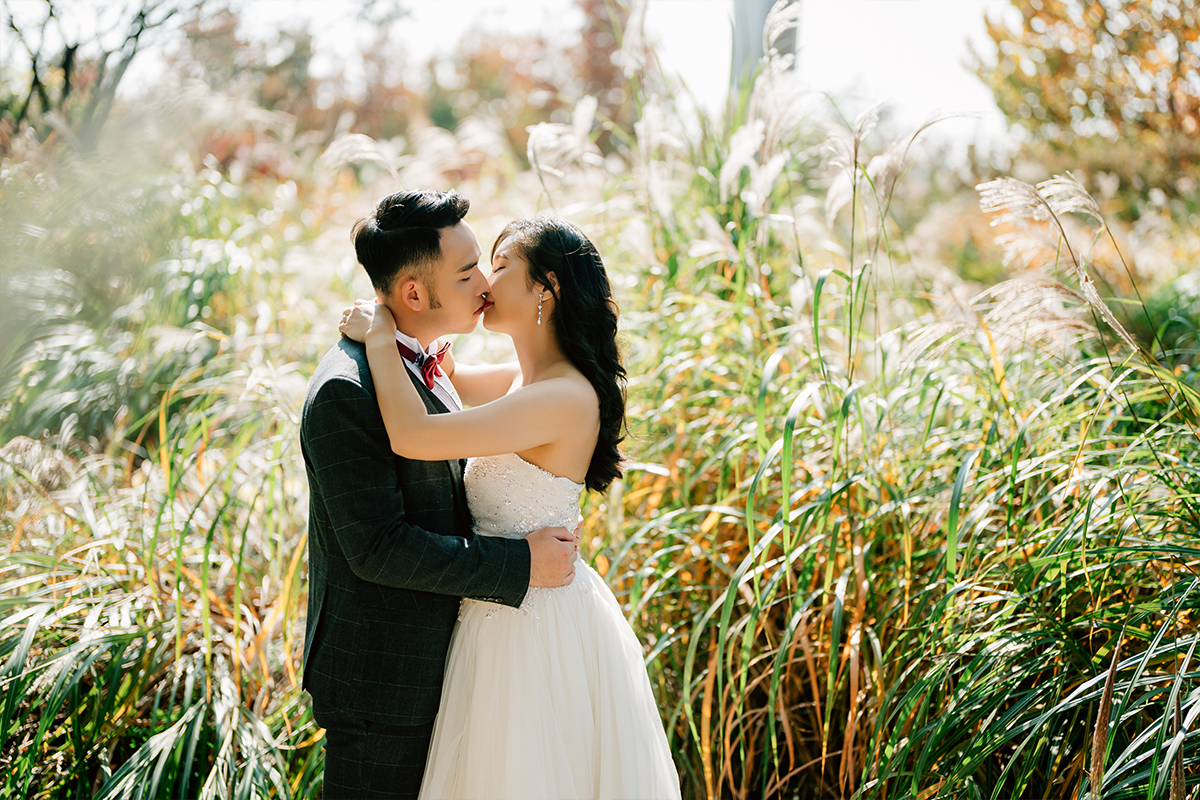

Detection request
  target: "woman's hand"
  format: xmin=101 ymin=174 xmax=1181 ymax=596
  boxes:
xmin=339 ymin=299 xmax=396 ymax=343
xmin=338 ymin=299 xmax=373 ymax=342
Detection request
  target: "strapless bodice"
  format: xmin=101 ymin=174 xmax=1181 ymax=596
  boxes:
xmin=465 ymin=453 xmax=583 ymax=539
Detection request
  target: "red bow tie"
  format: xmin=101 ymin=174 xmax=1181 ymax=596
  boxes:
xmin=397 ymin=340 xmax=450 ymax=390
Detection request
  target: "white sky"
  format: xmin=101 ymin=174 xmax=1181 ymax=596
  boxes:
xmin=4 ymin=0 xmax=1013 ymax=151
xmin=249 ymin=0 xmax=1013 ymax=150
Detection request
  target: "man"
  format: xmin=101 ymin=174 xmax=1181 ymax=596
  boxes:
xmin=299 ymin=189 xmax=578 ymax=799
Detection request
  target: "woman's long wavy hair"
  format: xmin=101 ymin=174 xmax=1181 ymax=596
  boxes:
xmin=491 ymin=217 xmax=626 ymax=493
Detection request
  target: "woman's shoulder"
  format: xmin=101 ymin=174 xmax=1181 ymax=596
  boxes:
xmin=546 ymin=369 xmax=599 ymax=413
xmin=521 ymin=367 xmax=595 ymax=405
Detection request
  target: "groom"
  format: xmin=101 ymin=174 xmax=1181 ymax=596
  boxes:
xmin=299 ymin=188 xmax=578 ymax=799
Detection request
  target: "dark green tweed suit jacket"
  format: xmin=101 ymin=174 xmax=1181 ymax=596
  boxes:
xmin=299 ymin=338 xmax=530 ymax=726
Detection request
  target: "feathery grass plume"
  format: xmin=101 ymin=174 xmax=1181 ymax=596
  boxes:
xmin=822 ymin=103 xmax=882 ymax=228
xmin=633 ymin=99 xmax=685 ymax=159
xmin=526 ymin=96 xmax=603 ymax=177
xmin=864 ymin=142 xmax=908 ymax=209
xmin=900 ymin=276 xmax=1095 ymax=367
xmin=744 ymin=152 xmax=788 ymax=219
xmin=747 ymin=0 xmax=809 ymax=156
xmin=762 ymin=0 xmax=802 ymax=55
xmin=1075 ymin=267 xmax=1143 ymax=354
xmin=731 ymin=47 xmax=810 ymax=221
xmin=822 ymin=143 xmax=855 ymax=230
xmin=455 ymin=115 xmax=513 ymax=162
xmin=992 ymin=225 xmax=1062 ymax=270
xmin=615 ymin=0 xmax=648 ymax=80
xmin=719 ymin=119 xmax=765 ymax=205
xmin=527 ymin=97 xmax=603 ymax=209
xmin=863 ymin=113 xmax=958 ymax=238
xmin=1091 ymin=636 xmax=1122 ymax=800
xmin=687 ymin=210 xmax=740 ymax=268
xmin=318 ymin=133 xmax=400 ymax=179
xmin=396 ymin=125 xmax=468 ymax=187
xmin=977 ymin=175 xmax=1143 ymax=355
xmin=974 ymin=277 xmax=1098 ymax=355
xmin=748 ymin=53 xmax=811 ymax=159
xmin=851 ymin=103 xmax=881 ymax=145
xmin=976 ymin=177 xmax=1054 ymax=227
xmin=1037 ymin=172 xmax=1104 ymax=225
xmin=632 ymin=101 xmax=681 ymax=230
xmin=526 ymin=126 xmax=568 ymax=180
xmin=854 ymin=113 xmax=955 ymax=267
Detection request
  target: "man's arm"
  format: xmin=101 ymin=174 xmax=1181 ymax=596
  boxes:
xmin=303 ymin=376 xmax=533 ymax=605
xmin=441 ymin=348 xmax=521 ymax=407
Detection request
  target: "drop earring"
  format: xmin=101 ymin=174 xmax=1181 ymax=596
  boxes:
xmin=537 ymin=292 xmax=543 ymax=325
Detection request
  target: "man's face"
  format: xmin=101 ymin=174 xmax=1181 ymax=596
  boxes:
xmin=383 ymin=220 xmax=492 ymax=337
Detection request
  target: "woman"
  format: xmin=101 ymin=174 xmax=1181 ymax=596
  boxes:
xmin=340 ymin=217 xmax=680 ymax=799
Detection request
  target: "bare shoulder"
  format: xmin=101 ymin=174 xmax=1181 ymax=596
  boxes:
xmin=518 ymin=369 xmax=592 ymax=400
xmin=522 ymin=369 xmax=598 ymax=414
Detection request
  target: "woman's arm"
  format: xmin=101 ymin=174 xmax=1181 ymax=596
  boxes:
xmin=344 ymin=300 xmax=519 ymax=407
xmin=301 ymin=373 xmax=532 ymax=602
xmin=343 ymin=302 xmax=593 ymax=462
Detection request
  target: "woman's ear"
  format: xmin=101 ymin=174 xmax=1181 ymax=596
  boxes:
xmin=544 ymin=271 xmax=560 ymax=296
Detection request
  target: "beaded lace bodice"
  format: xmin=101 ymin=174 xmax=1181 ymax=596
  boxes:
xmin=465 ymin=453 xmax=583 ymax=539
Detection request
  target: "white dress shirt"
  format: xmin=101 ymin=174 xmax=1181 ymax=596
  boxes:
xmin=394 ymin=329 xmax=462 ymax=411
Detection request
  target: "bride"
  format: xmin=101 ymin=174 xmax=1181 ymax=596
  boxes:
xmin=340 ymin=216 xmax=681 ymax=800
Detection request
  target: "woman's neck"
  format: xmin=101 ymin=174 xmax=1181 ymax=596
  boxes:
xmin=512 ymin=326 xmax=567 ymax=385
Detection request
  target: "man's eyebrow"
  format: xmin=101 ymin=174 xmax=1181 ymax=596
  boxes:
xmin=457 ymin=260 xmax=477 ymax=273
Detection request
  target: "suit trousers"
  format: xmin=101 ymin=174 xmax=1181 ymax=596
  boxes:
xmin=313 ymin=700 xmax=436 ymax=800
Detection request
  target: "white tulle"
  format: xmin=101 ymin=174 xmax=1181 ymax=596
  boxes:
xmin=418 ymin=453 xmax=681 ymax=800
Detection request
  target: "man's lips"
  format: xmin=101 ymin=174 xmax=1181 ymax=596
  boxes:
xmin=475 ymin=300 xmax=493 ymax=314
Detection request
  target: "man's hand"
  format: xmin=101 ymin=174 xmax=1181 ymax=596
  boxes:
xmin=526 ymin=525 xmax=578 ymax=587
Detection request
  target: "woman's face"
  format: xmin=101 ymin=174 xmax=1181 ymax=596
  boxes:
xmin=484 ymin=235 xmax=541 ymax=333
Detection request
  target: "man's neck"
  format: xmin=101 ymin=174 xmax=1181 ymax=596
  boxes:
xmin=389 ymin=304 xmax=438 ymax=351
xmin=393 ymin=318 xmax=441 ymax=352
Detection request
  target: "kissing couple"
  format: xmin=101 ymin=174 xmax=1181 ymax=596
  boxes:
xmin=299 ymin=188 xmax=682 ymax=799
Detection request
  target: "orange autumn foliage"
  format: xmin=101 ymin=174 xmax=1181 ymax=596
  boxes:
xmin=973 ymin=0 xmax=1200 ymax=204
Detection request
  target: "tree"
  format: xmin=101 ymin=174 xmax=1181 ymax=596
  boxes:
xmin=2 ymin=0 xmax=185 ymax=152
xmin=972 ymin=0 xmax=1200 ymax=207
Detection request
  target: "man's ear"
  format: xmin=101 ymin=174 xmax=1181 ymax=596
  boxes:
xmin=396 ymin=278 xmax=424 ymax=312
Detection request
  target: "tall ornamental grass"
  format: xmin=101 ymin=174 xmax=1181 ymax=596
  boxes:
xmin=571 ymin=67 xmax=1199 ymax=796
xmin=2 ymin=11 xmax=1198 ymax=797
xmin=1 ymin=102 xmax=339 ymax=798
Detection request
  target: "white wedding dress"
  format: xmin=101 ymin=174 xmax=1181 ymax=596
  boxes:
xmin=418 ymin=453 xmax=681 ymax=800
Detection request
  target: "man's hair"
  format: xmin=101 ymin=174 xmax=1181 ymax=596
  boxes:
xmin=351 ymin=189 xmax=470 ymax=307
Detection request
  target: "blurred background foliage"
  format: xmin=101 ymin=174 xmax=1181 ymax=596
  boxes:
xmin=971 ymin=0 xmax=1200 ymax=217
xmin=1 ymin=0 xmax=1198 ymax=798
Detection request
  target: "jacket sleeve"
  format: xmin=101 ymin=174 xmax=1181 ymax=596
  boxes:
xmin=301 ymin=375 xmax=529 ymax=607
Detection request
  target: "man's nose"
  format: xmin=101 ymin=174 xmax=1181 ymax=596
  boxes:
xmin=474 ymin=266 xmax=491 ymax=292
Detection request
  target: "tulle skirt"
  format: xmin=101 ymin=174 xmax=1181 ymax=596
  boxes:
xmin=418 ymin=555 xmax=681 ymax=800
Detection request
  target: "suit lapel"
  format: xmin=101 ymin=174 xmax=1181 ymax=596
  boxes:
xmin=402 ymin=367 xmax=467 ymax=497
xmin=404 ymin=364 xmax=451 ymax=414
